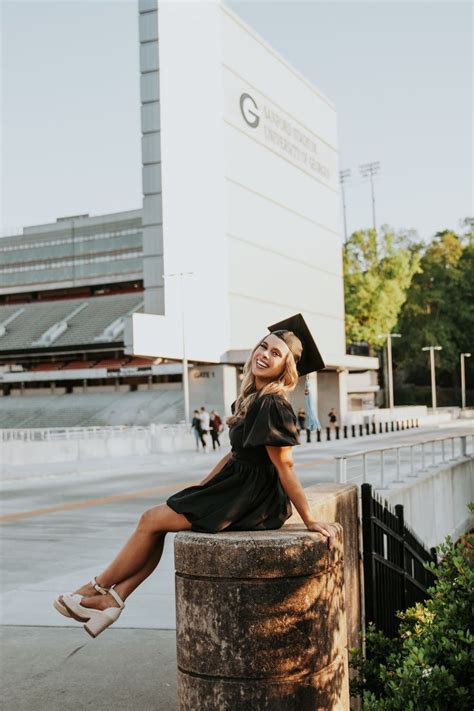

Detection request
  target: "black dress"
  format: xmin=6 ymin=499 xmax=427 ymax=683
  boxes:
xmin=166 ymin=394 xmax=300 ymax=533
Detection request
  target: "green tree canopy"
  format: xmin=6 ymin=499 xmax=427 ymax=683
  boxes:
xmin=394 ymin=224 xmax=474 ymax=385
xmin=343 ymin=226 xmax=421 ymax=350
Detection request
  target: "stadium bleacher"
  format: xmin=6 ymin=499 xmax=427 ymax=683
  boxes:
xmin=0 ymin=211 xmax=189 ymax=427
xmin=0 ymin=293 xmax=144 ymax=350
xmin=0 ymin=390 xmax=184 ymax=428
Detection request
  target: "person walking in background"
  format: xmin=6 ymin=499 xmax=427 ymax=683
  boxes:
xmin=191 ymin=410 xmax=203 ymax=451
xmin=297 ymin=407 xmax=311 ymax=443
xmin=328 ymin=407 xmax=337 ymax=430
xmin=199 ymin=406 xmax=210 ymax=451
xmin=210 ymin=410 xmax=223 ymax=450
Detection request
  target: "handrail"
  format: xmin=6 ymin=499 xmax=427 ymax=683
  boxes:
xmin=335 ymin=433 xmax=473 ymax=488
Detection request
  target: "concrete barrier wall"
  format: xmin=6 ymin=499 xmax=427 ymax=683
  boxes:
xmin=385 ymin=458 xmax=474 ymax=548
xmin=0 ymin=428 xmax=232 ymax=478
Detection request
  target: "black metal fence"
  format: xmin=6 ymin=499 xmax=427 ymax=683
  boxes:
xmin=361 ymin=483 xmax=437 ymax=637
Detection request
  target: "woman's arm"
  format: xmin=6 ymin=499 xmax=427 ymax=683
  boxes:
xmin=198 ymin=450 xmax=233 ymax=485
xmin=266 ymin=445 xmax=337 ymax=546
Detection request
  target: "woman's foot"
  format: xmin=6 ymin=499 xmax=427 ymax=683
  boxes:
xmin=53 ymin=577 xmax=109 ymax=618
xmin=62 ymin=587 xmax=125 ymax=638
xmin=78 ymin=590 xmax=122 ymax=612
xmin=72 ymin=578 xmax=108 ymax=598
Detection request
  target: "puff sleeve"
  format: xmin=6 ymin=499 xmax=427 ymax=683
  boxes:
xmin=243 ymin=395 xmax=300 ymax=448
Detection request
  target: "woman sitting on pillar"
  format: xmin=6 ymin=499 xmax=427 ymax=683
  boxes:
xmin=54 ymin=313 xmax=337 ymax=638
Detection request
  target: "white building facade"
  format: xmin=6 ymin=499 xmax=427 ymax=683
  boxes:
xmin=128 ymin=0 xmax=378 ymax=421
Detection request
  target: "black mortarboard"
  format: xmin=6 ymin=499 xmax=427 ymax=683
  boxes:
xmin=267 ymin=313 xmax=325 ymax=376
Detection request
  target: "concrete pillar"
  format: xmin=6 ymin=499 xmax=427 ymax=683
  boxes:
xmin=317 ymin=369 xmax=348 ymax=426
xmin=174 ymin=526 xmax=349 ymax=710
xmin=189 ymin=364 xmax=238 ymax=419
xmin=286 ymin=483 xmax=361 ymax=656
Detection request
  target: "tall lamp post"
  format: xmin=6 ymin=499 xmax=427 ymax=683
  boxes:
xmin=379 ymin=333 xmax=401 ymax=409
xmin=460 ymin=352 xmax=471 ymax=409
xmin=422 ymin=346 xmax=442 ymax=411
xmin=163 ymin=271 xmax=194 ymax=424
xmin=359 ymin=161 xmax=381 ymax=231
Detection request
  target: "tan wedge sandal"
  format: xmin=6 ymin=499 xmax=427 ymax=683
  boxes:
xmin=53 ymin=577 xmax=109 ymax=619
xmin=62 ymin=586 xmax=125 ymax=638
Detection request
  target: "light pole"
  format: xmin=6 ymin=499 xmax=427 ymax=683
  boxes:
xmin=339 ymin=169 xmax=351 ymax=243
xmin=359 ymin=161 xmax=381 ymax=231
xmin=379 ymin=333 xmax=401 ymax=409
xmin=460 ymin=352 xmax=471 ymax=409
xmin=163 ymin=271 xmax=194 ymax=424
xmin=422 ymin=346 xmax=442 ymax=411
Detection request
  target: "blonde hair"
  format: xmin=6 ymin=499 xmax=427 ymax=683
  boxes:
xmin=226 ymin=333 xmax=300 ymax=427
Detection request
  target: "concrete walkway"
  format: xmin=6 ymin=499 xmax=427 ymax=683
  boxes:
xmin=1 ymin=627 xmax=177 ymax=711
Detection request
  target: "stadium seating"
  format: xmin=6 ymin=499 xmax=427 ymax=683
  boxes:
xmin=0 ymin=390 xmax=184 ymax=428
xmin=0 ymin=293 xmax=144 ymax=351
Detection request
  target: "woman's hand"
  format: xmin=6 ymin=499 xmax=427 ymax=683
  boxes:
xmin=305 ymin=520 xmax=338 ymax=548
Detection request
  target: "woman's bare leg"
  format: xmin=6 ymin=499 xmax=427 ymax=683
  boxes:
xmin=79 ymin=532 xmax=167 ymax=610
xmin=71 ymin=504 xmax=191 ymax=605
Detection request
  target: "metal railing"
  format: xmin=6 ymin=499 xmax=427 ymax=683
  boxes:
xmin=361 ymin=483 xmax=437 ymax=637
xmin=335 ymin=433 xmax=473 ymax=488
xmin=0 ymin=423 xmax=188 ymax=442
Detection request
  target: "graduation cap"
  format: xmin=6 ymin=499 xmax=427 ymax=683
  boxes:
xmin=267 ymin=313 xmax=325 ymax=376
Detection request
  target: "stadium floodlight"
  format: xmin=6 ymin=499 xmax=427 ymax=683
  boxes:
xmin=359 ymin=161 xmax=381 ymax=231
xmin=421 ymin=346 xmax=442 ymax=411
xmin=378 ymin=333 xmax=401 ymax=410
xmin=460 ymin=353 xmax=471 ymax=409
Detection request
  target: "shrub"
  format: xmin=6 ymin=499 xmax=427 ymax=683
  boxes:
xmin=350 ymin=505 xmax=474 ymax=710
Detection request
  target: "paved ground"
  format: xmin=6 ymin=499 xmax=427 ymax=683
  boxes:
xmin=1 ymin=419 xmax=472 ymax=708
xmin=1 ymin=627 xmax=178 ymax=711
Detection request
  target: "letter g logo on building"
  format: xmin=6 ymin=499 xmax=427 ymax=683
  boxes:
xmin=240 ymin=93 xmax=260 ymax=128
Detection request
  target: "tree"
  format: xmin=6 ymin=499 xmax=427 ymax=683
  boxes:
xmin=394 ymin=225 xmax=474 ymax=386
xmin=343 ymin=226 xmax=421 ymax=351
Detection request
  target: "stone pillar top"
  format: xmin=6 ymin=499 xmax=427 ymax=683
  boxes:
xmin=174 ymin=523 xmax=343 ymax=579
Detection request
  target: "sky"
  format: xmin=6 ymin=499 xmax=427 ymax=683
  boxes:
xmin=1 ymin=0 xmax=472 ymax=242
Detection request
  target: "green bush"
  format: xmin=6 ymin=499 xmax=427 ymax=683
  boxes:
xmin=350 ymin=505 xmax=474 ymax=710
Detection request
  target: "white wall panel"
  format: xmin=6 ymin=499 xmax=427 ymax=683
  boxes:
xmin=141 ymin=102 xmax=160 ymax=133
xmin=228 ymin=293 xmax=344 ymax=357
xmin=140 ymin=71 xmax=160 ymax=103
xmin=228 ymin=238 xmax=344 ymax=321
xmin=226 ymin=180 xmax=342 ymax=277
xmin=225 ymin=126 xmax=341 ymax=234
xmin=139 ymin=10 xmax=158 ymax=43
xmin=140 ymin=41 xmax=159 ymax=72
xmin=142 ymin=133 xmax=161 ymax=164
xmin=220 ymin=6 xmax=337 ymax=148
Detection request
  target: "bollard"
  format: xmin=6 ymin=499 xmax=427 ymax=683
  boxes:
xmin=306 ymin=429 xmax=311 ymax=443
xmin=391 ymin=421 xmax=394 ymax=432
xmin=351 ymin=424 xmax=356 ymax=438
xmin=336 ymin=426 xmax=340 ymax=440
xmin=385 ymin=422 xmax=389 ymax=433
xmin=317 ymin=429 xmax=321 ymax=442
xmin=401 ymin=420 xmax=405 ymax=430
xmin=371 ymin=423 xmax=376 ymax=435
xmin=326 ymin=427 xmax=331 ymax=441
xmin=379 ymin=422 xmax=383 ymax=434
xmin=359 ymin=424 xmax=363 ymax=437
xmin=396 ymin=421 xmax=400 ymax=431
xmin=416 ymin=418 xmax=419 ymax=428
xmin=343 ymin=425 xmax=348 ymax=439
xmin=174 ymin=528 xmax=349 ymax=710
xmin=365 ymin=423 xmax=370 ymax=435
